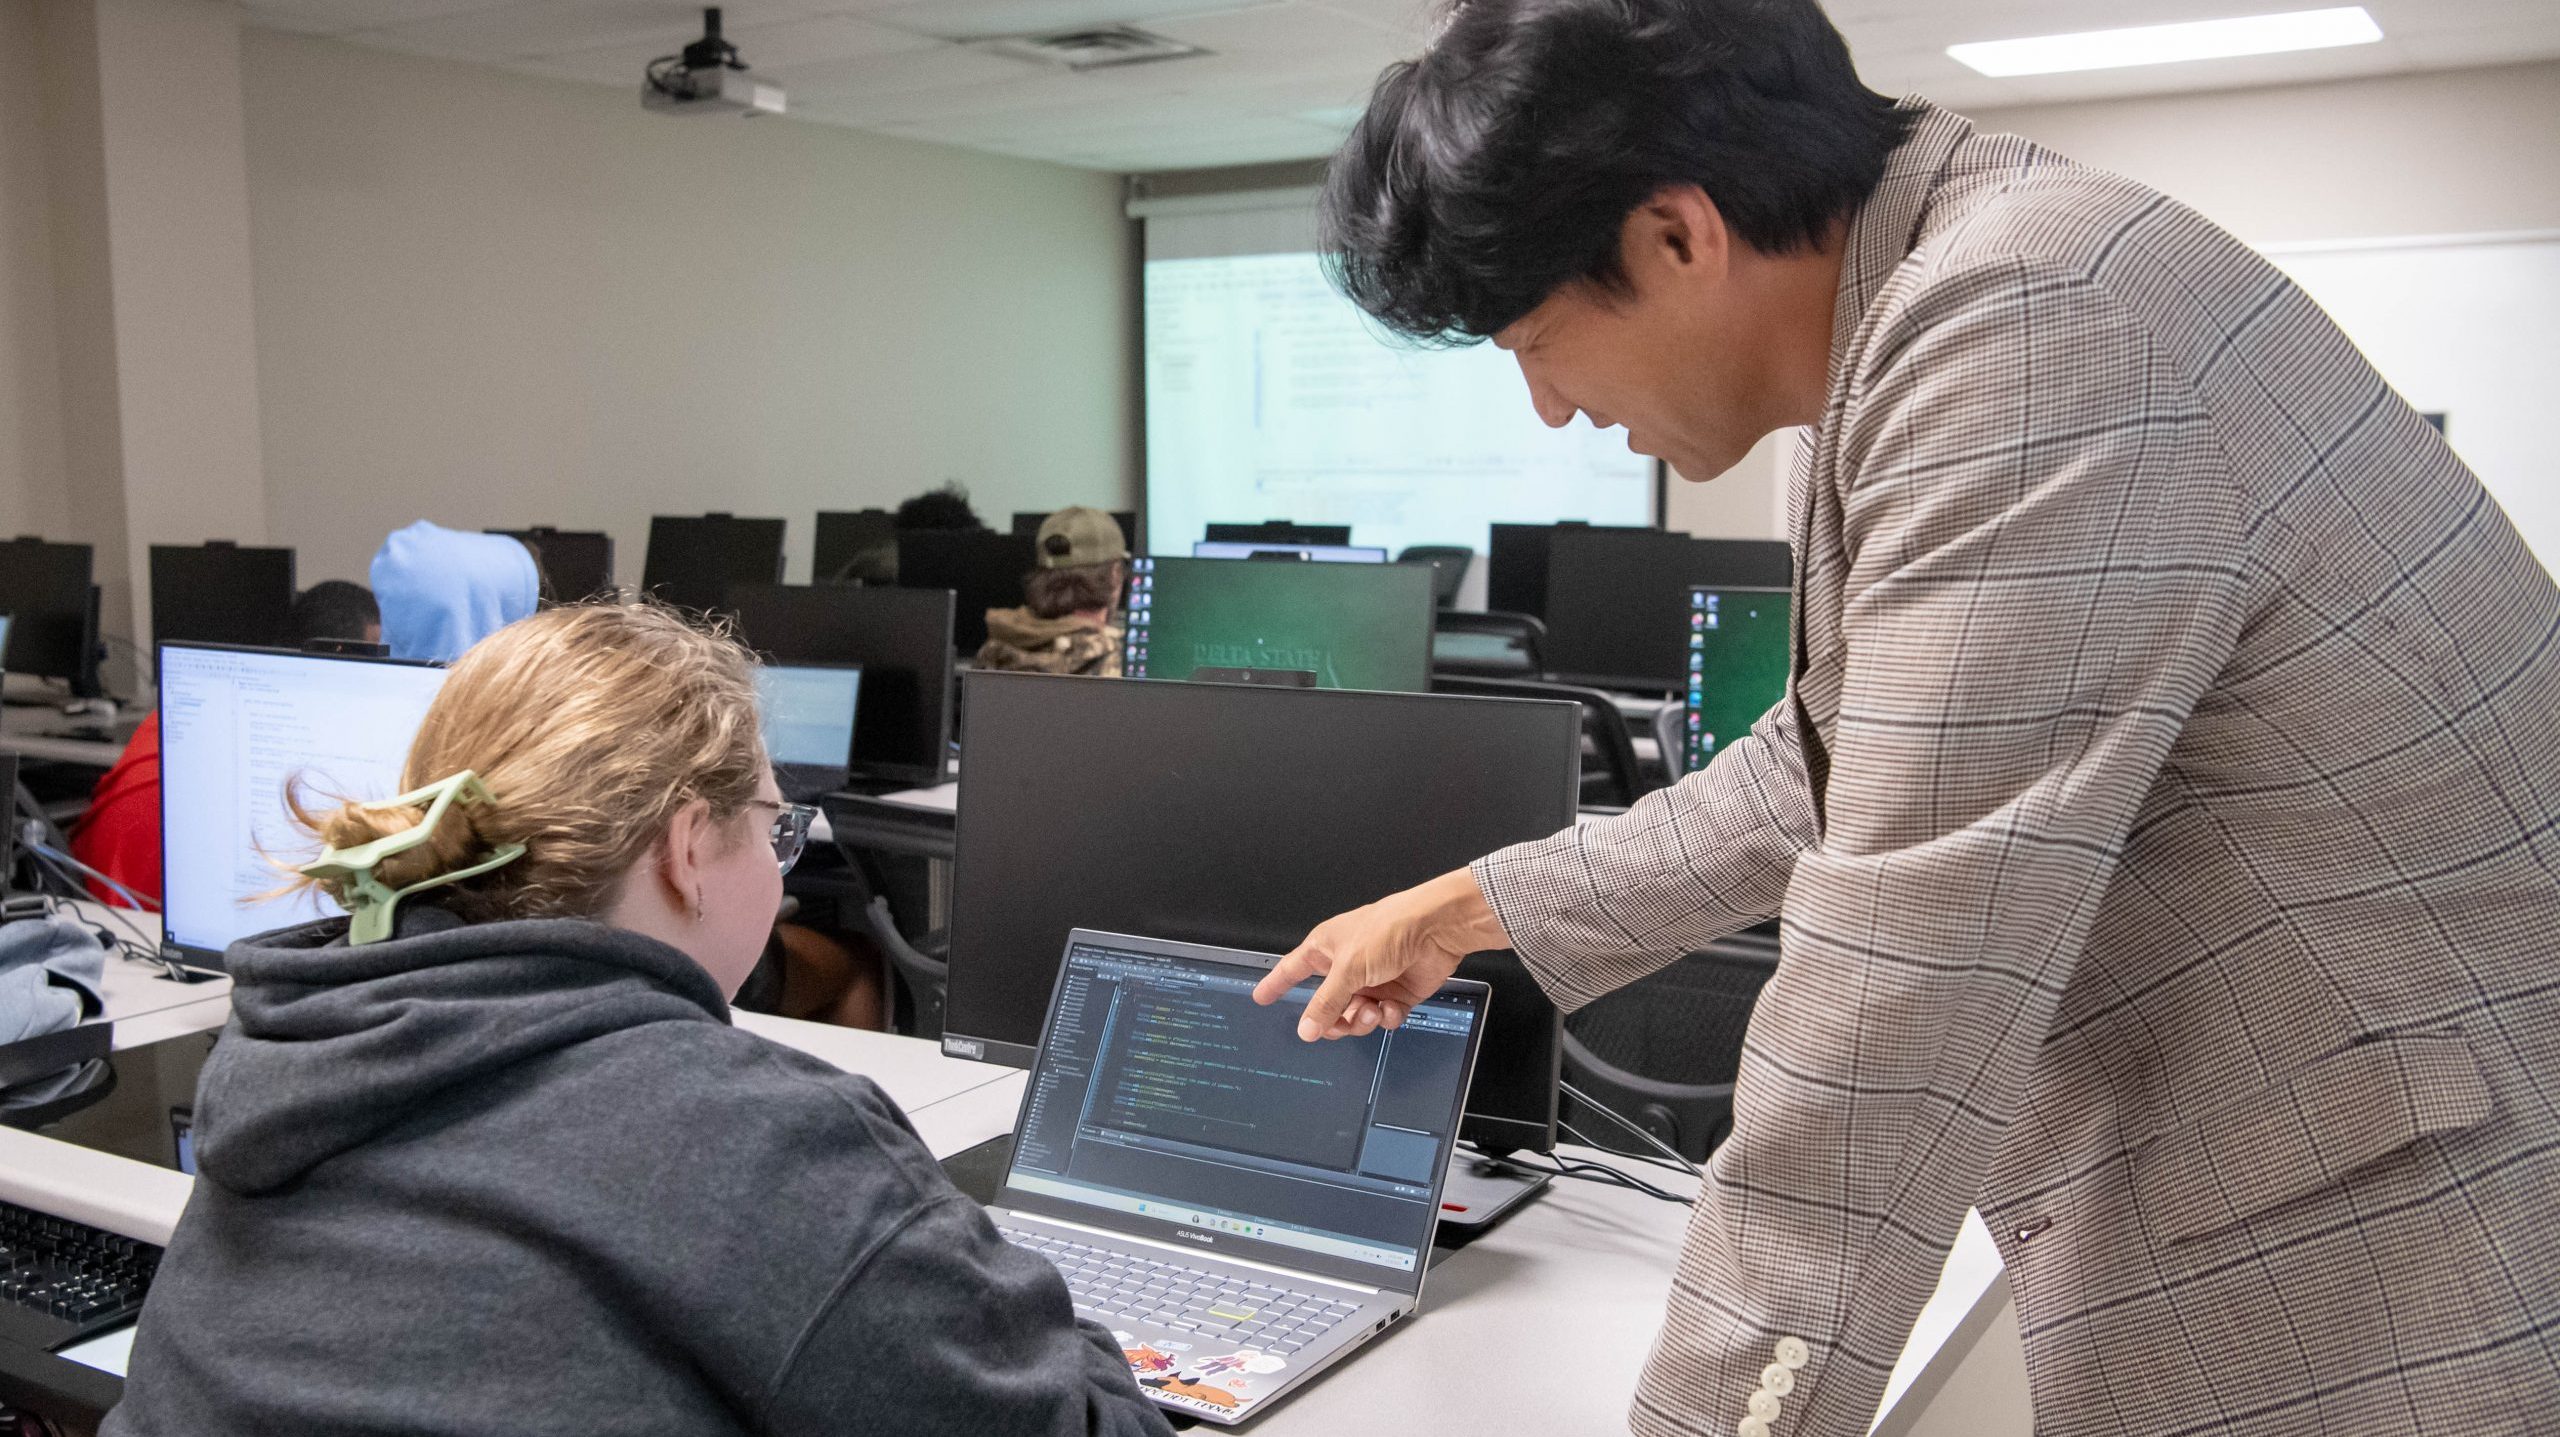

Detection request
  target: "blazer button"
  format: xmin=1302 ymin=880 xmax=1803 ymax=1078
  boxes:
xmin=1760 ymin=1364 xmax=1796 ymax=1397
xmin=1749 ymin=1390 xmax=1783 ymax=1421
xmin=1774 ymin=1336 xmax=1810 ymax=1369
xmin=2013 ymin=1215 xmax=2053 ymax=1243
xmin=1737 ymin=1419 xmax=1770 ymax=1437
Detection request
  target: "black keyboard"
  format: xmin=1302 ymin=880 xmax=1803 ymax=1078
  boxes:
xmin=0 ymin=1199 xmax=160 ymax=1351
xmin=999 ymin=1226 xmax=1355 ymax=1357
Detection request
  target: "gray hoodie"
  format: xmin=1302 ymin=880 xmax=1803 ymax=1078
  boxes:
xmin=104 ymin=907 xmax=1172 ymax=1437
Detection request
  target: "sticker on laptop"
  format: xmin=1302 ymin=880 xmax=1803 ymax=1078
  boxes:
xmin=1120 ymin=1344 xmax=1289 ymax=1417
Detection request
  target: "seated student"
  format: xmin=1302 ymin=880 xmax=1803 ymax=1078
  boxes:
xmin=976 ymin=507 xmax=1128 ymax=677
xmin=69 ymin=581 xmax=381 ymax=908
xmin=105 ymin=604 xmax=1169 ymax=1437
xmin=892 ymin=479 xmax=987 ymax=533
xmin=369 ymin=519 xmax=540 ymax=662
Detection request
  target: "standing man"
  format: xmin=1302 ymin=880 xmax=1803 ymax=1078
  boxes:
xmin=1256 ymin=3 xmax=2560 ymax=1435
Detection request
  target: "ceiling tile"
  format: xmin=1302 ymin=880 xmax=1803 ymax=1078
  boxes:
xmin=244 ymin=0 xmax=525 ymax=38
xmin=281 ymin=0 xmax=2560 ymax=172
xmin=525 ymin=13 xmax=933 ymax=84
xmin=347 ymin=0 xmax=833 ymax=62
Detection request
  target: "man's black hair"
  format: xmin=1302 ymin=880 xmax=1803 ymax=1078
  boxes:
xmin=286 ymin=580 xmax=380 ymax=646
xmin=1321 ymin=0 xmax=1912 ymax=343
xmin=894 ymin=481 xmax=987 ymax=532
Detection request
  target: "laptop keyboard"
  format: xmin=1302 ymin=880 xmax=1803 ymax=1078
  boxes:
xmin=1000 ymin=1226 xmax=1357 ymax=1356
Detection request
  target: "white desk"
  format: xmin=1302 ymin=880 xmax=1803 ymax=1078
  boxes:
xmin=19 ymin=1009 xmax=2008 ymax=1434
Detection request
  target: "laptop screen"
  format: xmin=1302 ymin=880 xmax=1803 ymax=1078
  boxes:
xmin=1001 ymin=934 xmax=1486 ymax=1289
xmin=159 ymin=644 xmax=448 ymax=963
xmin=755 ymin=664 xmax=862 ymax=768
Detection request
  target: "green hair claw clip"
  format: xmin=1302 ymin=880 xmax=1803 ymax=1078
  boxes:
xmin=297 ymin=770 xmax=527 ymax=946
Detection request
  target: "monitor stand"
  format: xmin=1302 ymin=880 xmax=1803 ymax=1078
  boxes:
xmin=1432 ymin=1152 xmax=1551 ymax=1245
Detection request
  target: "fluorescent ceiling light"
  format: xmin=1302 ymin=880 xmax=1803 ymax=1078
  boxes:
xmin=1947 ymin=6 xmax=2382 ymax=77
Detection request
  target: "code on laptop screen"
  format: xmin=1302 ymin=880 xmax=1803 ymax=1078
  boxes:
xmin=1007 ymin=940 xmax=1482 ymax=1275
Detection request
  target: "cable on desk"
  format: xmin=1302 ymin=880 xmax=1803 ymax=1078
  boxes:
xmin=1558 ymin=1078 xmax=1706 ymax=1179
xmin=23 ymin=836 xmax=158 ymax=913
xmin=1485 ymin=1148 xmax=1696 ymax=1207
xmin=19 ymin=842 xmax=167 ymax=970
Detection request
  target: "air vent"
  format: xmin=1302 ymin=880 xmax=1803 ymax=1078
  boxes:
xmin=970 ymin=24 xmax=1209 ymax=71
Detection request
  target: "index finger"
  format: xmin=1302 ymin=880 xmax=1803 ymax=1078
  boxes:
xmin=1253 ymin=939 xmax=1328 ymax=1006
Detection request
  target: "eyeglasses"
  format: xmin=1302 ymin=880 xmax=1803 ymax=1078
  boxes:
xmin=747 ymin=799 xmax=819 ymax=875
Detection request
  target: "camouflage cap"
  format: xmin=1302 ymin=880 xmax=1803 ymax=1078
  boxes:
xmin=1034 ymin=507 xmax=1130 ymax=570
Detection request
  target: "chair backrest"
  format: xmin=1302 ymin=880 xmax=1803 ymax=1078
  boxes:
xmin=1652 ymin=698 xmax=1687 ymax=786
xmin=1395 ymin=545 xmax=1473 ymax=608
xmin=1431 ymin=610 xmax=1546 ymax=678
xmin=1431 ymin=672 xmax=1653 ymax=809
xmin=817 ymin=792 xmax=956 ymax=1037
xmin=1559 ymin=930 xmax=1779 ymax=1162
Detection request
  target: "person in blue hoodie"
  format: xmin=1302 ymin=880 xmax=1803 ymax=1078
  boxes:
xmin=369 ymin=520 xmax=542 ymax=662
xmin=106 ymin=603 xmax=1171 ymax=1437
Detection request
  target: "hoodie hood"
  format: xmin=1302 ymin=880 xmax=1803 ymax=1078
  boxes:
xmin=370 ymin=521 xmax=540 ymax=662
xmin=194 ymin=908 xmax=726 ymax=1195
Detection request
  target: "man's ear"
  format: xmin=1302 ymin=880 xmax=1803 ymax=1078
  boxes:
xmin=1620 ymin=182 xmax=1732 ymax=292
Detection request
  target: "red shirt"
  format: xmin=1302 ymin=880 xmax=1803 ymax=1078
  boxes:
xmin=70 ymin=712 xmax=160 ymax=909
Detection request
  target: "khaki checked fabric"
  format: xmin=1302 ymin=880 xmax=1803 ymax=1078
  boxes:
xmin=1476 ymin=101 xmax=2560 ymax=1437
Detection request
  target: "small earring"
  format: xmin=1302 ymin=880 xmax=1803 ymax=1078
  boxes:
xmin=691 ymin=893 xmax=707 ymax=924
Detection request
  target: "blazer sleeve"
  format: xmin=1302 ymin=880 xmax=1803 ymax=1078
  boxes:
xmin=1641 ymin=259 xmax=2256 ymax=1437
xmin=1474 ymin=683 xmax=1822 ymax=1012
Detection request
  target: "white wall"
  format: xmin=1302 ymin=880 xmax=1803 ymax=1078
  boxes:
xmin=0 ymin=0 xmax=69 ymax=541
xmin=240 ymin=30 xmax=1136 ymax=588
xmin=1671 ymin=60 xmax=2560 ymax=542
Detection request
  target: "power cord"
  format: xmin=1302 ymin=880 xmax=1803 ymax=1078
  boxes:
xmin=1558 ymin=1077 xmax=1707 ymax=1179
xmin=1489 ymin=1148 xmax=1695 ymax=1207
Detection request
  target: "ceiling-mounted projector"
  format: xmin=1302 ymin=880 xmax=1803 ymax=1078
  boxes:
xmin=643 ymin=8 xmax=784 ymax=117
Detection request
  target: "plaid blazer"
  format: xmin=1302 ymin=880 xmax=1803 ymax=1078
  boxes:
xmin=1477 ymin=101 xmax=2560 ymax=1437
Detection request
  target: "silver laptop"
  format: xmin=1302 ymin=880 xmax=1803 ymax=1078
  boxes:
xmin=990 ymin=929 xmax=1490 ymax=1424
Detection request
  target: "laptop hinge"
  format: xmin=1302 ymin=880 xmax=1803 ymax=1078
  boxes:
xmin=992 ymin=1206 xmax=1387 ymax=1297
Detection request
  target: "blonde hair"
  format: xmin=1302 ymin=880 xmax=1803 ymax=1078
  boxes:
xmin=288 ymin=602 xmax=766 ymax=924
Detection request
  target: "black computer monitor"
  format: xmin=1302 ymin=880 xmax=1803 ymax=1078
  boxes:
xmin=1190 ymin=541 xmax=1388 ymax=564
xmin=1123 ymin=556 xmax=1433 ymax=692
xmin=1203 ymin=521 xmax=1352 ymax=547
xmin=157 ymin=642 xmax=448 ymax=970
xmin=1543 ymin=530 xmax=1792 ymax=690
xmin=489 ymin=528 xmax=614 ymax=603
xmin=149 ymin=543 xmax=297 ymax=650
xmin=1485 ymin=522 xmax=1648 ymax=621
xmin=0 ymin=537 xmax=100 ymax=696
xmin=812 ymin=511 xmax=897 ymax=585
xmin=724 ymin=582 xmax=957 ymax=785
xmin=947 ymin=671 xmax=1579 ymax=1152
xmin=1679 ymin=585 xmax=1794 ymax=778
xmin=641 ymin=514 xmax=786 ymax=616
xmin=1010 ymin=510 xmax=1139 ymax=552
xmin=895 ymin=530 xmax=1037 ymax=654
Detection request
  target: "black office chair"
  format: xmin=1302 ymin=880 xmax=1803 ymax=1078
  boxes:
xmin=1559 ymin=929 xmax=1779 ymax=1163
xmin=817 ymin=793 xmax=956 ymax=1038
xmin=1431 ymin=610 xmax=1546 ymax=678
xmin=1395 ymin=545 xmax=1472 ymax=608
xmin=1431 ymin=673 xmax=1655 ymax=809
xmin=1652 ymin=698 xmax=1687 ymax=787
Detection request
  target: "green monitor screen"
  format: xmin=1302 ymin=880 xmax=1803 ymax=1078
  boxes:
xmin=1681 ymin=586 xmax=1792 ymax=776
xmin=1124 ymin=557 xmax=1435 ymax=693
